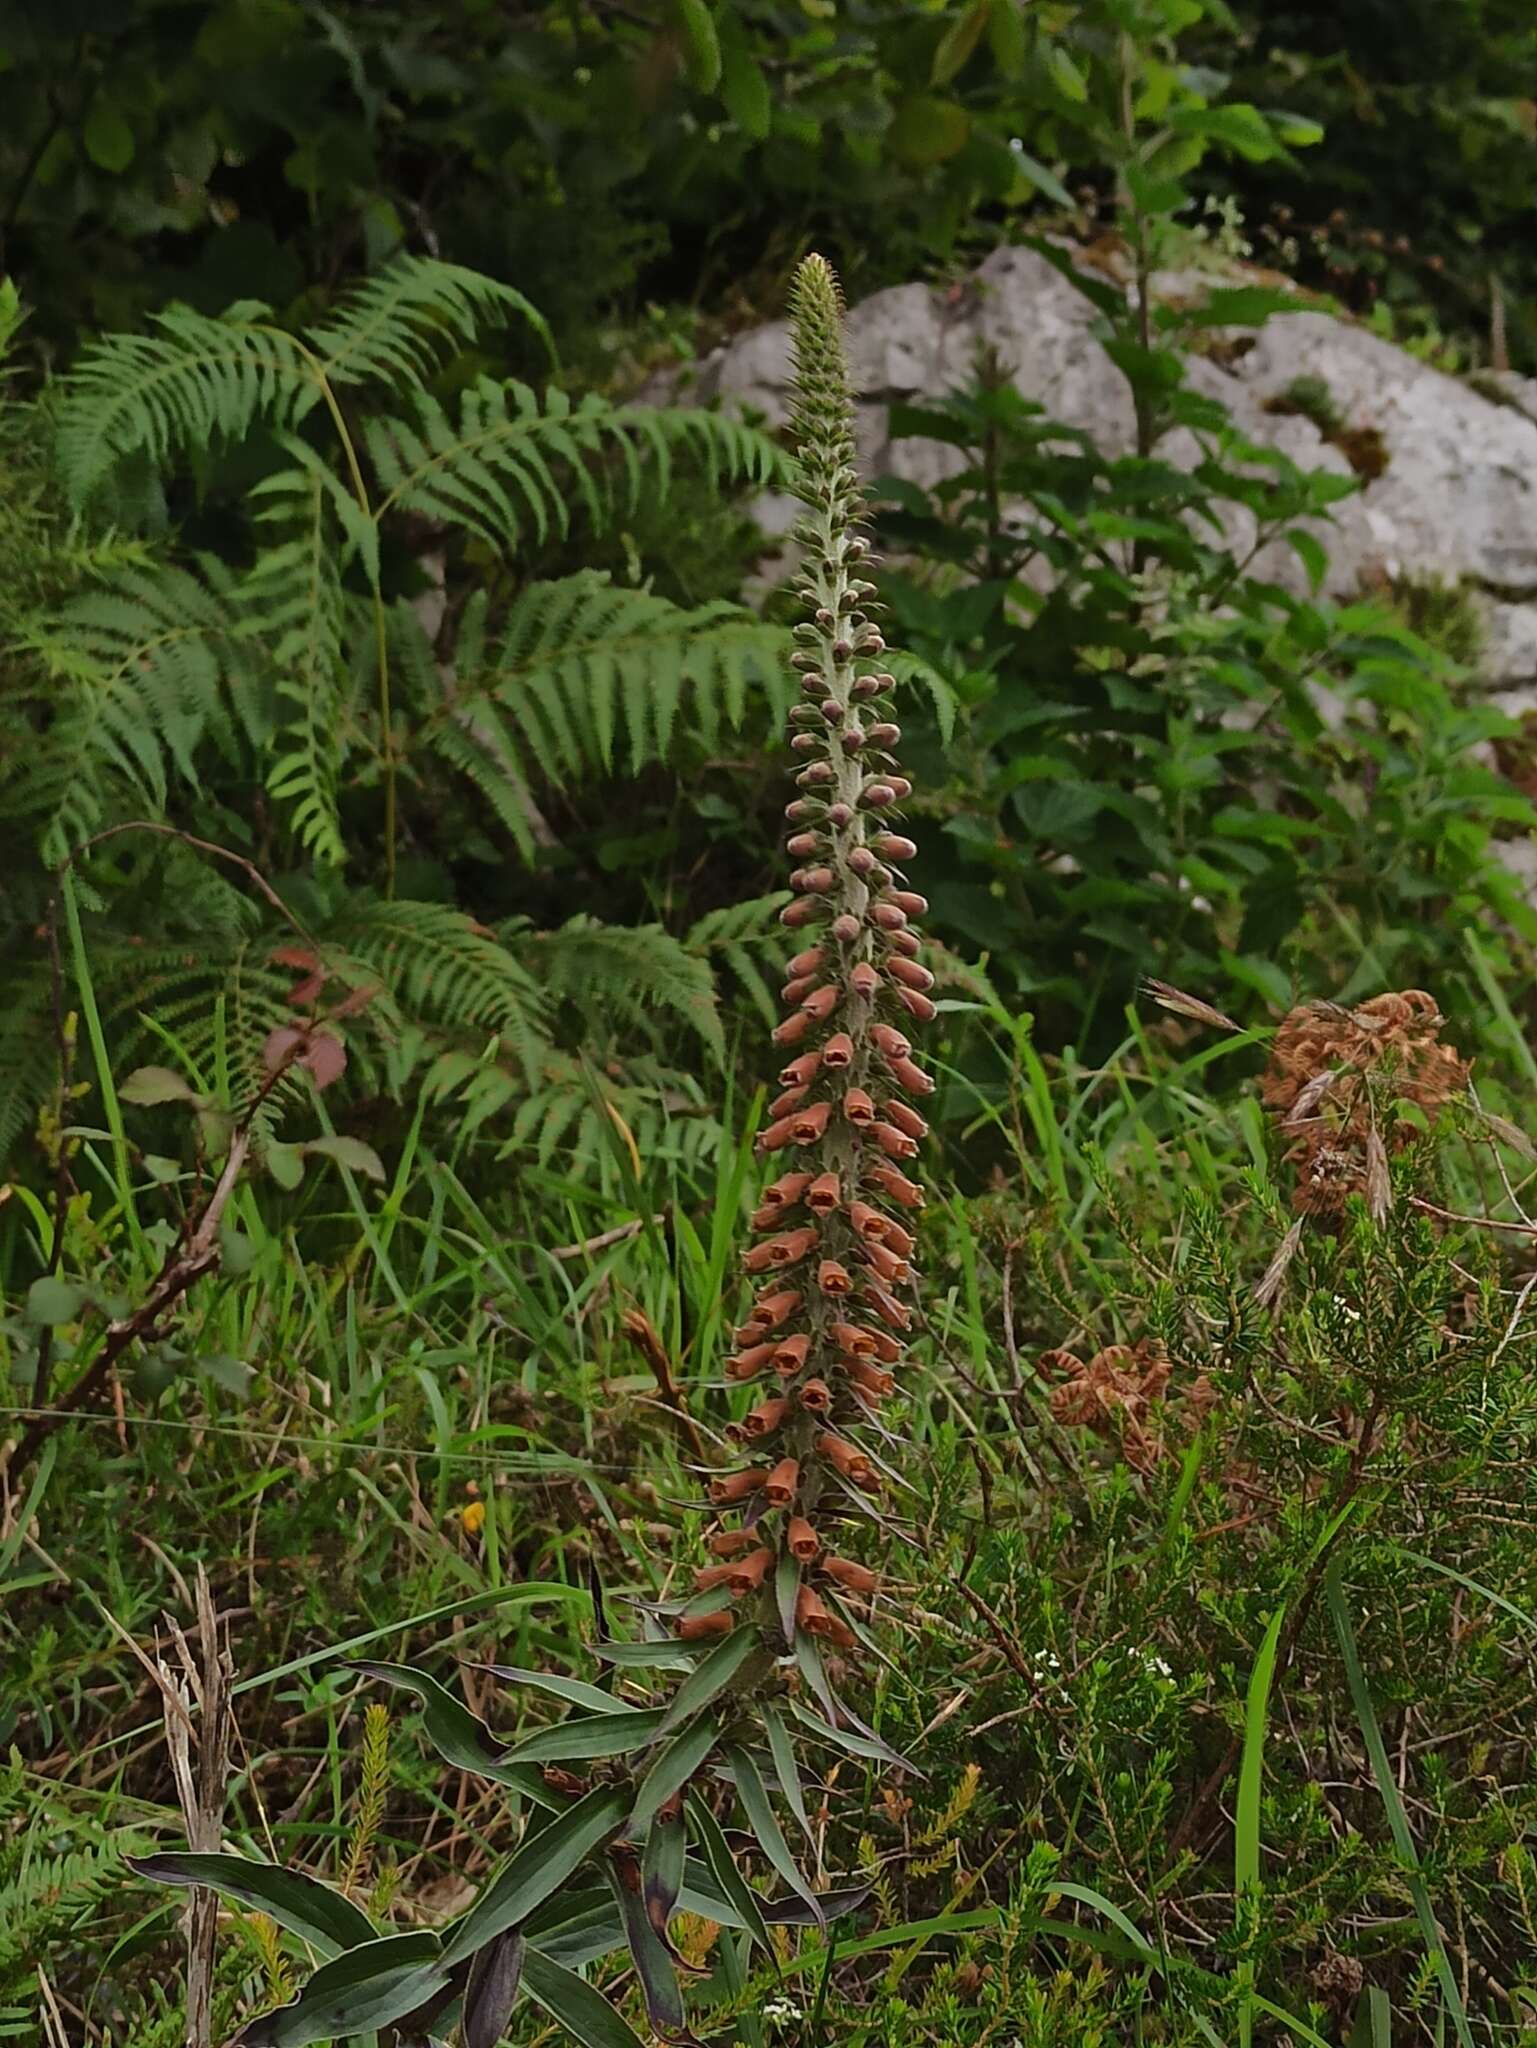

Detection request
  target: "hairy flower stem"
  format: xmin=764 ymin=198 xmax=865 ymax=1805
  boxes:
xmin=694 ymin=254 xmax=934 ymax=1658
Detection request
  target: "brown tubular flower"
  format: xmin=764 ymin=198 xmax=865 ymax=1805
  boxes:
xmin=1263 ymin=990 xmax=1468 ymax=1218
xmin=702 ymin=253 xmax=927 ymax=1659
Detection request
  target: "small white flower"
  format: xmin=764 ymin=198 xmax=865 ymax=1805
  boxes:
xmin=762 ymin=1998 xmax=804 ymax=2026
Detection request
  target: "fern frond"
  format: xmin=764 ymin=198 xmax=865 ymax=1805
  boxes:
xmin=685 ymin=893 xmax=792 ymax=1030
xmin=242 ymin=465 xmax=353 ymax=864
xmin=367 ymin=381 xmax=781 ymax=553
xmin=302 ymin=255 xmax=548 ymax=392
xmin=420 ymin=574 xmax=788 ymax=849
xmin=526 ymin=915 xmax=726 ymax=1062
xmin=10 ymin=561 xmax=253 ymax=860
xmin=56 ymin=302 xmax=316 ymax=507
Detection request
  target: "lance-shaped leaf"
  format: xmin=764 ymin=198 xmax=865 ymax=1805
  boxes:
xmin=469 ymin=1662 xmax=640 ymax=1714
xmin=652 ymin=1623 xmax=764 ymax=1744
xmin=347 ymin=1661 xmax=554 ymax=1803
xmin=761 ymin=1706 xmax=813 ymax=1849
xmin=502 ymin=1705 xmax=669 ymax=1765
xmin=773 ymin=1549 xmax=800 ymax=1648
xmin=462 ymin=1929 xmax=525 ymax=2048
xmin=685 ymin=1793 xmax=773 ymax=1959
xmin=232 ymin=1932 xmax=451 ymax=2048
xmin=521 ymin=1946 xmax=649 ymax=2048
xmin=440 ymin=1783 xmax=628 ymax=1967
xmin=592 ymin=1639 xmax=704 ymax=1671
xmin=631 ymin=1714 xmax=721 ymax=1832
xmin=523 ymin=1888 xmax=627 ymax=1969
xmin=127 ymin=1851 xmax=376 ymax=1958
xmin=608 ymin=1863 xmax=685 ymax=2037
xmin=725 ymin=1744 xmax=823 ymax=1929
xmin=786 ymin=1696 xmax=922 ymax=1775
xmin=643 ymin=1807 xmax=687 ymax=1945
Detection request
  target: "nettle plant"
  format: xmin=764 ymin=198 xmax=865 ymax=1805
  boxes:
xmin=130 ymin=256 xmax=936 ymax=2047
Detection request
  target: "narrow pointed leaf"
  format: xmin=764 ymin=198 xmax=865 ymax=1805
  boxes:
xmin=127 ymin=1851 xmax=376 ymax=1958
xmin=652 ymin=1623 xmax=764 ymax=1743
xmin=785 ymin=1697 xmax=921 ymax=1775
xmin=521 ymin=1946 xmax=649 ymax=2048
xmin=463 ymin=1929 xmax=525 ymax=2048
xmin=523 ymin=1888 xmax=627 ymax=1968
xmin=726 ymin=1744 xmax=823 ymax=1928
xmin=609 ymin=1866 xmax=685 ymax=2035
xmin=686 ymin=1793 xmax=774 ymax=1958
xmin=470 ymin=1662 xmax=639 ymax=1714
xmin=643 ymin=1808 xmax=687 ymax=1941
xmin=592 ymin=1639 xmax=703 ymax=1670
xmin=503 ymin=1706 xmax=669 ymax=1765
xmin=347 ymin=1661 xmax=551 ymax=1801
xmin=232 ymin=1932 xmax=449 ymax=2047
xmin=761 ymin=1706 xmax=812 ymax=1845
xmin=631 ymin=1714 xmax=721 ymax=1831
xmin=440 ymin=1784 xmax=628 ymax=1966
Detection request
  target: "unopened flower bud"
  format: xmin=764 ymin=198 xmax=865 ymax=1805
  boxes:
xmin=896 ymin=988 xmax=938 ymax=1023
xmin=888 ymin=890 xmax=928 ymax=916
xmin=862 ymin=782 xmax=897 ymax=808
xmin=830 ymin=913 xmax=861 ymax=944
xmin=887 ymin=1056 xmax=934 ymax=1098
xmin=792 ymin=866 xmax=835 ymax=894
xmin=850 ymin=962 xmax=880 ymax=998
xmin=779 ymin=898 xmax=822 ymax=930
xmin=840 ymin=726 xmax=866 ymax=752
xmin=884 ymin=776 xmax=912 ymax=798
xmin=867 ymin=723 xmax=901 ymax=747
xmin=786 ymin=832 xmax=820 ymax=859
xmin=827 ymin=802 xmax=854 ymax=827
xmin=865 ymin=1164 xmax=925 ymax=1209
xmin=772 ymin=1009 xmax=812 ymax=1048
xmin=767 ymin=1084 xmax=809 ymax=1119
xmin=780 ymin=975 xmax=816 ymax=1006
xmin=726 ymin=1342 xmax=776 ymax=1379
xmin=797 ymin=761 xmax=835 ymax=785
xmin=875 ymin=834 xmax=918 ymax=861
xmin=851 ymin=674 xmax=883 ymax=699
xmin=883 ymin=1101 xmax=928 ymax=1143
xmin=800 ymin=983 xmax=840 ymax=1021
xmin=888 ymin=957 xmax=934 ymax=992
xmin=869 ymin=901 xmax=907 ymax=931
xmin=847 ymin=846 xmax=877 ymax=876
xmin=869 ymin=1120 xmax=919 ymax=1159
xmin=790 ymin=733 xmax=819 ymax=754
xmin=870 ymin=1022 xmax=911 ymax=1059
xmin=824 ymin=1555 xmax=880 ymax=1594
xmin=889 ymin=929 xmax=921 ymax=957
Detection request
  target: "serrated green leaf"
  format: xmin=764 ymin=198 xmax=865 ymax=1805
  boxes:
xmin=128 ymin=1851 xmax=377 ymax=1958
xmin=440 ymin=1784 xmax=629 ymax=1966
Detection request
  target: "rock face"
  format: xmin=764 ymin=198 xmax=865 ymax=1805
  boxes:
xmin=674 ymin=244 xmax=1537 ymax=711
